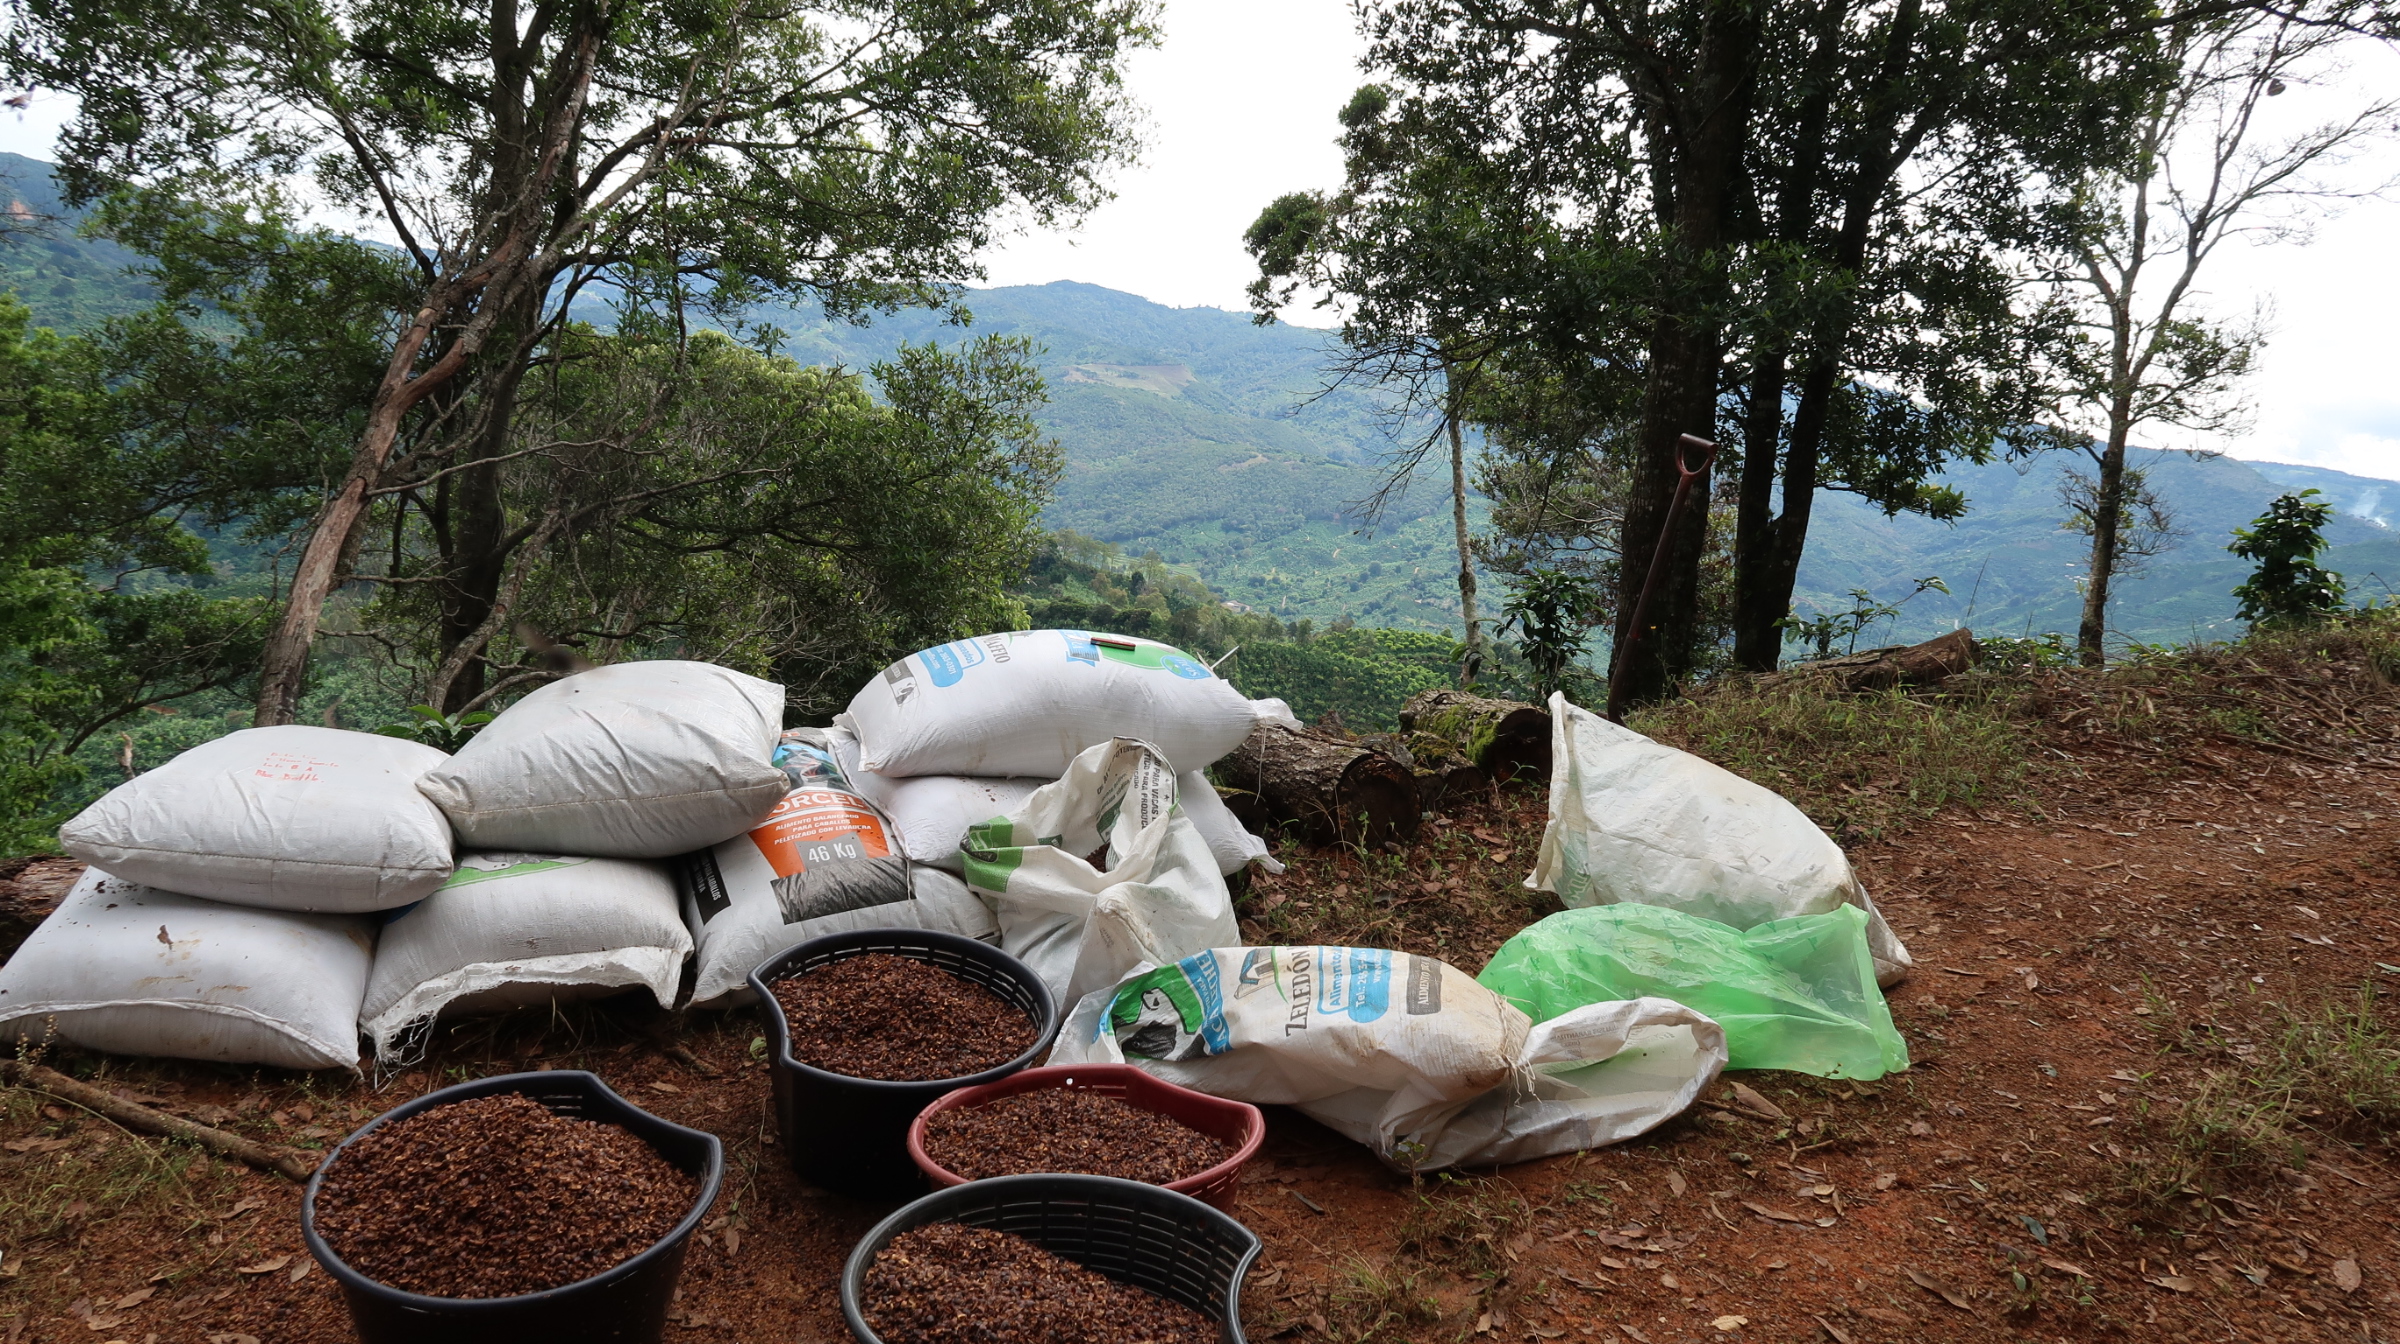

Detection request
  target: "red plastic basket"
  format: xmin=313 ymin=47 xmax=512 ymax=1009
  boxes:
xmin=906 ymin=1064 xmax=1266 ymax=1212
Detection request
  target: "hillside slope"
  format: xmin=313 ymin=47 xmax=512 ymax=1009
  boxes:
xmin=1 ymin=144 xmax=2388 ymax=651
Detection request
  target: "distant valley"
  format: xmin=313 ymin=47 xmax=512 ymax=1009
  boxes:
xmin=7 ymin=148 xmax=2394 ymax=653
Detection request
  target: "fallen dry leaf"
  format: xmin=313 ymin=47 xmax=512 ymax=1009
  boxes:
xmin=1473 ymin=1312 xmax=1493 ymax=1335
xmin=2144 ymin=1275 xmax=2199 ymax=1293
xmin=1762 ymin=1258 xmax=1789 ymax=1271
xmin=1618 ymin=1326 xmax=1654 ymax=1344
xmin=1666 ymin=1170 xmax=1688 ymax=1198
xmin=234 ymin=1256 xmax=291 ymax=1276
xmin=645 ymin=1081 xmax=681 ymax=1095
xmin=108 ymin=1288 xmax=154 ymax=1311
xmin=3 ymin=1137 xmax=72 ymax=1154
xmin=1742 ymin=1201 xmax=1805 ymax=1224
xmin=80 ymin=1313 xmax=126 ymax=1331
xmin=1907 ymin=1120 xmax=1935 ymax=1137
xmin=205 ymin=1336 xmax=260 ymax=1344
xmin=222 ymin=1196 xmax=266 ymax=1219
xmin=1710 ymin=1316 xmax=1748 ymax=1332
xmin=1813 ymin=1316 xmax=1853 ymax=1344
xmin=1905 ymin=1267 xmax=1974 ymax=1312
xmin=1728 ymin=1082 xmax=1787 ymax=1120
xmin=1858 ymin=1308 xmax=1913 ymax=1326
xmin=288 ymin=1260 xmax=312 ymax=1284
xmin=1872 ymin=1172 xmax=1899 ymax=1190
xmin=2040 ymin=1258 xmax=2097 ymax=1279
xmin=2330 ymin=1259 xmax=2361 ymax=1293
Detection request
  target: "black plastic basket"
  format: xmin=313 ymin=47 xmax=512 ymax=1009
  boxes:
xmin=840 ymin=1174 xmax=1261 ymax=1344
xmin=301 ymin=1070 xmax=723 ymax=1344
xmin=749 ymin=927 xmax=1060 ymax=1199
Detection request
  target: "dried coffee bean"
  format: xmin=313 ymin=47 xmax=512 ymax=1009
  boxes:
xmin=863 ymin=1222 xmax=1214 ymax=1344
xmin=922 ymin=1087 xmax=1233 ymax=1184
xmin=314 ymin=1092 xmax=694 ymax=1299
xmin=770 ymin=953 xmax=1032 ymax=1081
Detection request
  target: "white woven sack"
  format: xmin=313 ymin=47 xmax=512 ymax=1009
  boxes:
xmin=58 ymin=726 xmax=453 ymax=913
xmin=1054 ymin=947 xmax=1726 ymax=1171
xmin=961 ymin=739 xmax=1239 ymax=1006
xmin=680 ymin=784 xmax=996 ymax=1008
xmin=0 ymin=868 xmax=372 ymax=1070
xmin=1178 ymin=772 xmax=1283 ymax=877
xmin=418 ymin=661 xmax=787 ymax=858
xmin=360 ymin=853 xmax=692 ymax=1061
xmin=871 ymin=775 xmax=1041 ymax=871
xmin=1529 ymin=695 xmax=1913 ymax=986
xmin=845 ymin=630 xmax=1298 ymax=778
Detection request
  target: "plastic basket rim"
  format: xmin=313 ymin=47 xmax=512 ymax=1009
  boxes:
xmin=837 ymin=1172 xmax=1262 ymax=1344
xmin=905 ymin=1063 xmax=1266 ymax=1197
xmin=746 ymin=927 xmax=1062 ymax=1093
xmin=299 ymin=1069 xmax=726 ymax=1312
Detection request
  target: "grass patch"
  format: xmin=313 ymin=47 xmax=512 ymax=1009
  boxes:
xmin=2113 ymin=985 xmax=2400 ymax=1211
xmin=1325 ymin=1255 xmax=1442 ymax=1343
xmin=1629 ymin=676 xmax=2045 ymax=837
xmin=1393 ymin=1173 xmax=1525 ymax=1278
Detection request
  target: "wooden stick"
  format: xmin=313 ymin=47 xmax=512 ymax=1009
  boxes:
xmin=0 ymin=1059 xmax=320 ymax=1182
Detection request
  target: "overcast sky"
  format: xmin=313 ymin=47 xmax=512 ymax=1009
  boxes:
xmin=4 ymin=0 xmax=2393 ymax=480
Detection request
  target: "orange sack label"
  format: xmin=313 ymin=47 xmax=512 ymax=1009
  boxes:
xmin=746 ymin=789 xmax=895 ymax=879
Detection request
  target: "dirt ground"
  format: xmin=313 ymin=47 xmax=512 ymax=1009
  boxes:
xmin=2 ymin=729 xmax=2396 ymax=1342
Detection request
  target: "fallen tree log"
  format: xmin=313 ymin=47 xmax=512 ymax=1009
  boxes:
xmin=1218 ymin=723 xmax=1419 ymax=850
xmin=1398 ymin=689 xmax=1551 ymax=786
xmin=0 ymin=1058 xmax=320 ymax=1181
xmin=0 ymin=857 xmax=81 ymax=963
xmin=1771 ymin=628 xmax=1978 ymax=692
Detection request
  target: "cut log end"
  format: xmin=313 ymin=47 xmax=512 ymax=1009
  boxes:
xmin=1220 ymin=724 xmax=1420 ymax=850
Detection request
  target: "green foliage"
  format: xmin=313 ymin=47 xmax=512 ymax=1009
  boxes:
xmin=374 ymin=706 xmax=494 ymax=753
xmin=363 ymin=328 xmax=1065 ymax=721
xmin=1498 ymin=568 xmax=1605 ymax=701
xmin=1781 ymin=576 xmax=1949 ymax=660
xmin=2230 ymin=490 xmax=2347 ymax=630
xmin=1225 ymin=627 xmax=1458 ymax=731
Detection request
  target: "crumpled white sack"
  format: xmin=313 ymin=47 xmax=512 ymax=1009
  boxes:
xmin=1530 ymin=695 xmax=1912 ymax=986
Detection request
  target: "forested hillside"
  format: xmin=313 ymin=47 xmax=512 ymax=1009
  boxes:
xmin=5 ymin=151 xmax=2392 ymax=651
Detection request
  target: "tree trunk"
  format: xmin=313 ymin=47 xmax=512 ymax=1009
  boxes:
xmin=1399 ymin=688 xmax=1550 ymax=785
xmin=1732 ymin=0 xmax=1847 ymax=673
xmin=2077 ymin=427 xmax=2131 ymax=667
xmin=1608 ymin=0 xmax=1761 ymax=710
xmin=1219 ymin=724 xmax=1419 ymax=851
xmin=252 ymin=300 xmax=460 ymax=725
xmin=1447 ymin=363 xmax=1481 ymax=685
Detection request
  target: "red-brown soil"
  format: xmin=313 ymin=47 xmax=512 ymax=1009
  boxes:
xmin=1 ymin=734 xmax=2393 ymax=1342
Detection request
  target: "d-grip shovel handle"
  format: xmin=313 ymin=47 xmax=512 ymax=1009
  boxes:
xmin=1606 ymin=433 xmax=1717 ymax=724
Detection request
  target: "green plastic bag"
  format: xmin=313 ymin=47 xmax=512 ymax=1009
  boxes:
xmin=1477 ymin=902 xmax=1909 ymax=1080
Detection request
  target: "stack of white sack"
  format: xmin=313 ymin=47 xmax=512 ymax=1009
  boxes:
xmin=679 ymin=727 xmax=994 ymax=1007
xmin=1528 ymin=695 xmax=1913 ymax=987
xmin=365 ymin=660 xmax=788 ymax=1050
xmin=18 ymin=725 xmax=454 ymax=1069
xmin=834 ymin=630 xmax=1286 ymax=880
xmin=1055 ymin=946 xmax=1728 ymax=1171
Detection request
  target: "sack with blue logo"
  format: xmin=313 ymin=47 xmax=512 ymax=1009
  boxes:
xmin=844 ymin=630 xmax=1299 ymax=779
xmin=1053 ymin=945 xmax=1728 ymax=1171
